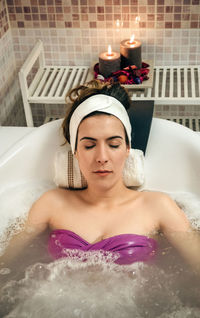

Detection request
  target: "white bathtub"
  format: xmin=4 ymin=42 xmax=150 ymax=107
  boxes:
xmin=0 ymin=118 xmax=200 ymax=195
xmin=1 ymin=118 xmax=200 ymax=318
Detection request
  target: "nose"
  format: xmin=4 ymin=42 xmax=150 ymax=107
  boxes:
xmin=96 ymin=144 xmax=109 ymax=165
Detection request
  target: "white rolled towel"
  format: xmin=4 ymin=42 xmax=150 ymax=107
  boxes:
xmin=54 ymin=144 xmax=145 ymax=189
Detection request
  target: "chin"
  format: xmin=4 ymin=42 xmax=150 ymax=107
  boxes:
xmin=88 ymin=177 xmax=123 ymax=191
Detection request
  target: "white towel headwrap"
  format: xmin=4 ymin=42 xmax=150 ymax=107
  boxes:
xmin=69 ymin=94 xmax=132 ymax=154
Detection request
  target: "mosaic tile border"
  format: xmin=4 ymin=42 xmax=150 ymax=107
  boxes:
xmin=6 ymin=0 xmax=200 ymax=29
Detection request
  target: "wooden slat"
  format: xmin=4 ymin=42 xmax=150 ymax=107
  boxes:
xmin=184 ymin=68 xmax=188 ymax=98
xmin=140 ymin=91 xmax=145 ymax=98
xmin=147 ymin=88 xmax=152 ymax=97
xmin=28 ymin=68 xmax=44 ymax=96
xmin=48 ymin=68 xmax=65 ymax=97
xmin=54 ymin=67 xmax=71 ymax=97
xmin=32 ymin=68 xmax=50 ymax=97
xmin=70 ymin=68 xmax=83 ymax=89
xmin=177 ymin=67 xmax=181 ymax=98
xmin=80 ymin=67 xmax=90 ymax=85
xmin=154 ymin=67 xmax=160 ymax=97
xmin=41 ymin=68 xmax=58 ymax=97
xmin=61 ymin=68 xmax=77 ymax=98
xmin=198 ymin=66 xmax=200 ymax=97
xmin=29 ymin=96 xmax=68 ymax=103
xmin=161 ymin=67 xmax=167 ymax=97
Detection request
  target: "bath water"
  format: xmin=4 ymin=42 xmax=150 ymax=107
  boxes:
xmin=0 ymin=182 xmax=200 ymax=318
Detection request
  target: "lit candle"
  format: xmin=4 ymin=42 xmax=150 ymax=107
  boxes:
xmin=120 ymin=34 xmax=142 ymax=69
xmin=99 ymin=45 xmax=121 ymax=78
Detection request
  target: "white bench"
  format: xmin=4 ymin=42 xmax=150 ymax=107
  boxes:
xmin=129 ymin=65 xmax=200 ymax=104
xmin=19 ymin=40 xmax=200 ymax=127
xmin=19 ymin=40 xmax=92 ymax=127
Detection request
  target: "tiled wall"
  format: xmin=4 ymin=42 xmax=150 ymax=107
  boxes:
xmin=0 ymin=0 xmax=25 ymax=126
xmin=12 ymin=28 xmax=200 ymax=70
xmin=6 ymin=0 xmax=200 ymax=30
xmin=0 ymin=0 xmax=11 ymax=104
xmin=7 ymin=0 xmax=200 ymax=68
xmin=1 ymin=0 xmax=200 ymax=126
xmin=0 ymin=0 xmax=9 ymax=39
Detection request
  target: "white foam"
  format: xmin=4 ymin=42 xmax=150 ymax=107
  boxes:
xmin=1 ymin=255 xmax=200 ymax=318
xmin=168 ymin=191 xmax=200 ymax=230
xmin=0 ymin=180 xmax=55 ymax=255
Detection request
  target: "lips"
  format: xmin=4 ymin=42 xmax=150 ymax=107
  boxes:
xmin=94 ymin=170 xmax=111 ymax=173
xmin=93 ymin=170 xmax=112 ymax=176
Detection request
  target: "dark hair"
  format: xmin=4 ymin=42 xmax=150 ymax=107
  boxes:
xmin=62 ymin=79 xmax=131 ymax=147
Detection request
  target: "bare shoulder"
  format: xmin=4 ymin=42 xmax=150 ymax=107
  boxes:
xmin=141 ymin=190 xmax=192 ymax=233
xmin=139 ymin=190 xmax=173 ymax=207
xmin=140 ymin=190 xmax=168 ymax=201
xmin=26 ymin=188 xmax=72 ymax=229
xmin=141 ymin=190 xmax=179 ymax=208
xmin=36 ymin=187 xmax=73 ymax=204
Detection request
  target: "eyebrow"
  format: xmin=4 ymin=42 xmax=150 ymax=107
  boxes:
xmin=80 ymin=136 xmax=123 ymax=141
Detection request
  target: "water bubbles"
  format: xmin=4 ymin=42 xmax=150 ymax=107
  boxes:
xmin=170 ymin=192 xmax=200 ymax=230
xmin=25 ymin=225 xmax=38 ymax=234
xmin=0 ymin=267 xmax=11 ymax=275
xmin=54 ymin=239 xmax=60 ymax=246
xmin=74 ymin=308 xmax=81 ymax=316
xmin=0 ymin=180 xmax=54 ymax=255
xmin=0 ymin=251 xmax=200 ymax=318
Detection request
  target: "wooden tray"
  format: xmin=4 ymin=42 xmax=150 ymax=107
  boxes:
xmin=122 ymin=60 xmax=154 ymax=90
xmin=89 ymin=59 xmax=154 ymax=90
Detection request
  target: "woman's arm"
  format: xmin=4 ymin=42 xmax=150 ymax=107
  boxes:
xmin=0 ymin=191 xmax=52 ymax=268
xmin=157 ymin=193 xmax=200 ymax=275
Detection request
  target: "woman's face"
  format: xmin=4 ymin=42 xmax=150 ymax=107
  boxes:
xmin=75 ymin=114 xmax=130 ymax=190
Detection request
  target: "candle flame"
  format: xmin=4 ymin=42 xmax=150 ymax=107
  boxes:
xmin=135 ymin=16 xmax=140 ymax=24
xmin=116 ymin=19 xmax=120 ymax=28
xmin=130 ymin=34 xmax=135 ymax=43
xmin=108 ymin=45 xmax=112 ymax=55
xmin=115 ymin=19 xmax=123 ymax=28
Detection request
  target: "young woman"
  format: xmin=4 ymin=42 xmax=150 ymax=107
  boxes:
xmin=1 ymin=80 xmax=200 ymax=272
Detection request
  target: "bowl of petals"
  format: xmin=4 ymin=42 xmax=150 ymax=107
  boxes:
xmin=93 ymin=60 xmax=154 ymax=89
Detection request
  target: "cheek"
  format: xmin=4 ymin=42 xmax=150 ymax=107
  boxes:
xmin=75 ymin=150 xmax=92 ymax=171
xmin=114 ymin=150 xmax=128 ymax=168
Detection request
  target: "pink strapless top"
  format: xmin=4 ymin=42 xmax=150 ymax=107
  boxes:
xmin=48 ymin=229 xmax=158 ymax=265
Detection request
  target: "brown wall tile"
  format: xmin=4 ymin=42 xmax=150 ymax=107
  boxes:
xmin=2 ymin=0 xmax=200 ymax=31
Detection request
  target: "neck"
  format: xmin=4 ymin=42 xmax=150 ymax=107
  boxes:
xmin=82 ymin=180 xmax=131 ymax=208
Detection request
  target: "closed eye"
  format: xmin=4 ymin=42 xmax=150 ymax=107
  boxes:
xmin=109 ymin=145 xmax=120 ymax=148
xmin=85 ymin=145 xmax=95 ymax=149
